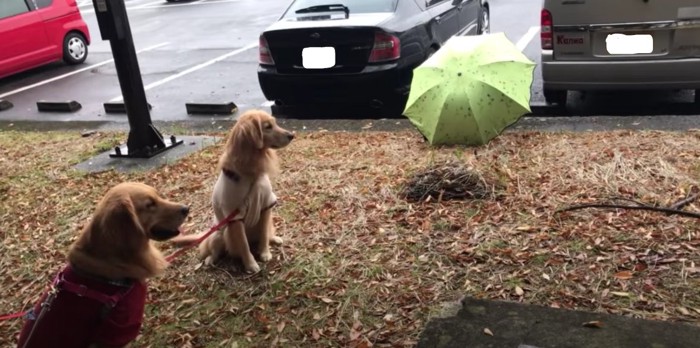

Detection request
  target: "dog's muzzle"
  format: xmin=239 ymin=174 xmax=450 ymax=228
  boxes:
xmin=150 ymin=227 xmax=181 ymax=241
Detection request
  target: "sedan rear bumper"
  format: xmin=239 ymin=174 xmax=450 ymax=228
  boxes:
xmin=542 ymin=51 xmax=700 ymax=90
xmin=257 ymin=63 xmax=411 ymax=104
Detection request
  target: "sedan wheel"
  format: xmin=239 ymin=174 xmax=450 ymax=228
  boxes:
xmin=478 ymin=6 xmax=490 ymax=35
xmin=63 ymin=33 xmax=88 ymax=65
xmin=544 ymin=89 xmax=567 ymax=106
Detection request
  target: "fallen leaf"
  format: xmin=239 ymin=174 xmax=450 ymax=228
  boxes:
xmin=678 ymin=307 xmax=691 ymax=316
xmin=542 ymin=273 xmax=550 ymax=281
xmin=483 ymin=328 xmax=494 ymax=336
xmin=614 ymin=271 xmax=633 ymax=280
xmin=582 ymin=321 xmax=604 ymax=328
xmin=611 ymin=292 xmax=631 ymax=298
xmin=515 ymin=286 xmax=524 ymax=296
xmin=321 ymin=297 xmax=333 ymax=304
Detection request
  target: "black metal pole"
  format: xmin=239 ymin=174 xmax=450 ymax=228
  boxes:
xmin=92 ymin=0 xmax=181 ymax=158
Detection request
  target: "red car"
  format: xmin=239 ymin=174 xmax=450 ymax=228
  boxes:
xmin=0 ymin=0 xmax=91 ymax=79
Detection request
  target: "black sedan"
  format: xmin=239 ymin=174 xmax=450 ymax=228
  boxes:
xmin=257 ymin=0 xmax=490 ymax=117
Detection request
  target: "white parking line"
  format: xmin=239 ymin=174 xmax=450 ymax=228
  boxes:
xmin=0 ymin=42 xmax=169 ymax=99
xmin=516 ymin=26 xmax=540 ymax=51
xmin=139 ymin=0 xmax=239 ymax=9
xmin=81 ymin=0 xmax=240 ymax=13
xmin=130 ymin=0 xmax=168 ymax=9
xmin=109 ymin=42 xmax=258 ymax=102
xmin=78 ymin=0 xmax=154 ymax=8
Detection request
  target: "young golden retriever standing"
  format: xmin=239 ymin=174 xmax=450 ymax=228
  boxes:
xmin=16 ymin=182 xmax=189 ymax=348
xmin=171 ymin=109 xmax=294 ymax=273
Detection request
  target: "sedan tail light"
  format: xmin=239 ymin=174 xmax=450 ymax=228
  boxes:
xmin=541 ymin=9 xmax=553 ymax=50
xmin=259 ymin=35 xmax=275 ymax=65
xmin=368 ymin=32 xmax=400 ymax=63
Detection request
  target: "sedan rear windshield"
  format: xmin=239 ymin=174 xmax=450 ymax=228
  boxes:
xmin=284 ymin=0 xmax=398 ymax=16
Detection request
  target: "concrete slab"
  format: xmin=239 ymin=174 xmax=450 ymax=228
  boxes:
xmin=417 ymin=297 xmax=700 ymax=348
xmin=74 ymin=135 xmax=220 ymax=173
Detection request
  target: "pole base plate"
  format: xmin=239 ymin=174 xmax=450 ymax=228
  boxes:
xmin=109 ymin=135 xmax=184 ymax=159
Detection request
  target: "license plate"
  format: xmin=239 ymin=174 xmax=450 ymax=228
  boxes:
xmin=302 ymin=47 xmax=335 ymax=69
xmin=605 ymin=33 xmax=653 ymax=55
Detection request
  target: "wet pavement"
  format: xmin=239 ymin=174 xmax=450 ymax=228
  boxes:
xmin=0 ymin=0 xmax=697 ymax=126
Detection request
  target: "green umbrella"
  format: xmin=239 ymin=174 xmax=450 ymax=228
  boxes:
xmin=403 ymin=32 xmax=535 ymax=146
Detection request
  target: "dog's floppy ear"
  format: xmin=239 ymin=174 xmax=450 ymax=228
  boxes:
xmin=87 ymin=194 xmax=145 ymax=253
xmin=233 ymin=114 xmax=264 ymax=150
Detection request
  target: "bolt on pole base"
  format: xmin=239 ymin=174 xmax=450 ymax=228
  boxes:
xmin=109 ymin=134 xmax=184 ymax=159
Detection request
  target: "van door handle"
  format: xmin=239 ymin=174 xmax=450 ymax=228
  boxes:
xmin=435 ymin=15 xmax=442 ymax=23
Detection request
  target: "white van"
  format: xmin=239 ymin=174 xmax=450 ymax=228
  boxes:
xmin=540 ymin=0 xmax=700 ymax=106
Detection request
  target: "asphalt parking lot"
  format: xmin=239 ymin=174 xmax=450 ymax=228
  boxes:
xmin=0 ymin=0 xmax=698 ymax=124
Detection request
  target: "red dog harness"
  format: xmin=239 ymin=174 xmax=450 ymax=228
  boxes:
xmin=16 ymin=265 xmax=147 ymax=348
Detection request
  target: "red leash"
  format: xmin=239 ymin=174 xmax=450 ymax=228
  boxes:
xmin=164 ymin=208 xmax=239 ymax=262
xmin=0 ymin=209 xmax=240 ymax=322
xmin=0 ymin=311 xmax=27 ymax=321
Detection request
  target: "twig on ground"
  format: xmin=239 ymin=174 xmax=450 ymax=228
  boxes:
xmin=556 ymin=203 xmax=700 ymax=219
xmin=669 ymin=191 xmax=700 ymax=210
xmin=606 ymin=196 xmax=651 ymax=207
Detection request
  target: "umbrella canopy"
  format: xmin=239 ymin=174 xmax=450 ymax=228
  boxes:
xmin=404 ymin=32 xmax=535 ymax=146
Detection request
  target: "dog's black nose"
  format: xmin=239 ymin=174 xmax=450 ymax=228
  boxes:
xmin=287 ymin=133 xmax=295 ymax=140
xmin=181 ymin=205 xmax=190 ymax=217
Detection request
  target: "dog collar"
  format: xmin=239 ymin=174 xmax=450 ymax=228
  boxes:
xmin=222 ymin=168 xmax=241 ymax=182
xmin=69 ymin=264 xmax=133 ymax=288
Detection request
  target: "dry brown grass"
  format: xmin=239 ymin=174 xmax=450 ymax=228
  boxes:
xmin=1 ymin=129 xmax=699 ymax=347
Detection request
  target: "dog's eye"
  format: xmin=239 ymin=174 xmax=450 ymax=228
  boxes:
xmin=264 ymin=122 xmax=273 ymax=130
xmin=145 ymin=199 xmax=157 ymax=210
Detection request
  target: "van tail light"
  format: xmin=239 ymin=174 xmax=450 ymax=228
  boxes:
xmin=541 ymin=9 xmax=553 ymax=50
xmin=368 ymin=32 xmax=400 ymax=63
xmin=259 ymin=35 xmax=275 ymax=65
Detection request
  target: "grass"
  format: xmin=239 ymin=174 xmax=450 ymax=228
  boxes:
xmin=1 ymin=128 xmax=699 ymax=347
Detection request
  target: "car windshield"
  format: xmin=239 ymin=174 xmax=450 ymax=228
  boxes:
xmin=284 ymin=0 xmax=398 ymax=17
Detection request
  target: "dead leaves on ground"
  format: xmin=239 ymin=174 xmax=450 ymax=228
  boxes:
xmin=0 ymin=129 xmax=699 ymax=347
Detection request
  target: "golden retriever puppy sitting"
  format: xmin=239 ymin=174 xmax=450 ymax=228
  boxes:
xmin=172 ymin=109 xmax=294 ymax=273
xmin=16 ymin=182 xmax=189 ymax=348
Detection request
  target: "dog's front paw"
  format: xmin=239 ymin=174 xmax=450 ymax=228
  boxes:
xmin=270 ymin=236 xmax=283 ymax=245
xmin=204 ymin=256 xmax=215 ymax=267
xmin=244 ymin=261 xmax=261 ymax=274
xmin=259 ymin=250 xmax=272 ymax=262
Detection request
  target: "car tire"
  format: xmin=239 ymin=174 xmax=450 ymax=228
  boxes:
xmin=478 ymin=5 xmax=490 ymax=35
xmin=381 ymin=93 xmax=409 ymax=118
xmin=426 ymin=46 xmax=438 ymax=60
xmin=63 ymin=32 xmax=88 ymax=65
xmin=544 ymin=89 xmax=567 ymax=106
